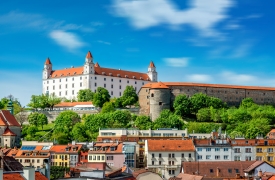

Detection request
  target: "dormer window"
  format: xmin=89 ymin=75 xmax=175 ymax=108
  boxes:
xmin=125 ymin=75 xmax=128 ymax=78
xmin=102 ymin=72 xmax=106 ymax=75
xmin=133 ymin=76 xmax=136 ymax=79
xmin=74 ymin=72 xmax=76 ymax=75
xmin=109 ymin=73 xmax=112 ymax=76
xmin=117 ymin=74 xmax=120 ymax=77
xmin=110 ymin=147 xmax=115 ymax=151
xmin=140 ymin=77 xmax=143 ymax=80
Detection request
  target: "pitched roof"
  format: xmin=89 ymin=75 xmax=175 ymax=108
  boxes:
xmin=35 ymin=171 xmax=48 ymax=180
xmin=50 ymin=144 xmax=82 ymax=153
xmin=142 ymin=82 xmax=275 ymax=91
xmin=6 ymin=148 xmax=19 ymax=156
xmin=95 ymin=62 xmax=100 ymax=67
xmin=244 ymin=161 xmax=275 ymax=172
xmin=0 ymin=156 xmax=24 ymax=171
xmin=89 ymin=142 xmax=123 ymax=154
xmin=230 ymin=139 xmax=258 ymax=146
xmin=148 ymin=61 xmax=155 ymax=68
xmin=3 ymin=173 xmax=24 ymax=180
xmin=44 ymin=57 xmax=51 ymax=65
xmin=54 ymin=101 xmax=93 ymax=107
xmin=86 ymin=51 xmax=93 ymax=58
xmin=150 ymin=82 xmax=169 ymax=89
xmin=0 ymin=110 xmax=21 ymax=127
xmin=50 ymin=67 xmax=83 ymax=78
xmin=183 ymin=161 xmax=256 ymax=178
xmin=176 ymin=173 xmax=203 ymax=180
xmin=147 ymin=139 xmax=195 ymax=151
xmin=2 ymin=127 xmax=17 ymax=136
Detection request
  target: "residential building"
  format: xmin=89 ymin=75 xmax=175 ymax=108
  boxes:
xmin=267 ymin=129 xmax=275 ymax=139
xmin=194 ymin=138 xmax=232 ymax=161
xmin=0 ymin=167 xmax=48 ymax=180
xmin=255 ymin=139 xmax=275 ymax=166
xmin=231 ymin=139 xmax=257 ymax=161
xmin=50 ymin=144 xmax=82 ymax=167
xmin=139 ymin=82 xmax=275 ymax=120
xmin=42 ymin=51 xmax=157 ymax=100
xmin=145 ymin=139 xmax=195 ymax=180
xmin=88 ymin=142 xmax=125 ymax=168
xmin=53 ymin=101 xmax=95 ymax=111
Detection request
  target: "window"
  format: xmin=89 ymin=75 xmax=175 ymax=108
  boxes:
xmin=119 ymin=85 xmax=121 ymax=89
xmin=65 ymin=91 xmax=67 ymax=95
xmin=235 ymin=169 xmax=239 ymax=173
xmin=72 ymin=90 xmax=74 ymax=95
xmin=197 ymin=148 xmax=202 ymax=151
xmin=234 ymin=148 xmax=241 ymax=153
xmin=37 ymin=159 xmax=40 ymax=163
xmin=256 ymin=148 xmax=262 ymax=153
xmin=245 ymin=156 xmax=252 ymax=161
xmin=224 ymin=148 xmax=229 ymax=151
xmin=234 ymin=156 xmax=240 ymax=161
xmin=189 ymin=153 xmax=191 ymax=158
xmin=104 ymin=84 xmax=106 ymax=88
xmin=181 ymin=153 xmax=184 ymax=158
xmin=268 ymin=156 xmax=273 ymax=161
xmin=142 ymin=82 xmax=144 ymax=85
xmin=215 ymin=148 xmax=220 ymax=151
xmin=228 ymin=169 xmax=232 ymax=173
xmin=104 ymin=78 xmax=106 ymax=81
xmin=159 ymin=102 xmax=162 ymax=105
xmin=111 ymin=91 xmax=113 ymax=95
xmin=53 ymin=86 xmax=55 ymax=90
xmin=135 ymin=81 xmax=137 ymax=84
xmin=95 ymin=77 xmax=97 ymax=80
xmin=152 ymin=161 xmax=154 ymax=165
xmin=206 ymin=148 xmax=211 ymax=151
xmin=169 ymin=170 xmax=175 ymax=175
xmin=256 ymin=156 xmax=262 ymax=161
xmin=151 ymin=93 xmax=154 ymax=97
xmin=206 ymin=155 xmax=211 ymax=159
xmin=72 ymin=83 xmax=74 ymax=88
xmin=268 ymin=148 xmax=273 ymax=153
xmin=111 ymin=84 xmax=113 ymax=88
xmin=111 ymin=79 xmax=113 ymax=82
xmin=159 ymin=161 xmax=162 ymax=165
xmin=80 ymin=82 xmax=82 ymax=87
xmin=223 ymin=155 xmax=228 ymax=160
xmin=89 ymin=156 xmax=92 ymax=160
xmin=119 ymin=92 xmax=121 ymax=96
xmin=97 ymin=156 xmax=100 ymax=160
xmin=102 ymin=156 xmax=105 ymax=160
xmin=53 ymin=80 xmax=55 ymax=83
xmin=47 ymin=81 xmax=49 ymax=84
xmin=93 ymin=156 xmax=96 ymax=160
xmin=95 ymin=83 xmax=97 ymax=87
xmin=80 ymin=77 xmax=82 ymax=80
xmin=59 ymin=92 xmax=61 ymax=96
xmin=119 ymin=80 xmax=121 ymax=83
xmin=198 ymin=155 xmax=202 ymax=160
xmin=159 ymin=153 xmax=162 ymax=158
xmin=215 ymin=155 xmax=220 ymax=160
xmin=152 ymin=153 xmax=155 ymax=158
xmin=210 ymin=169 xmax=214 ymax=173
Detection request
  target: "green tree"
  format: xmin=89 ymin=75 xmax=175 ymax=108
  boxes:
xmin=28 ymin=112 xmax=40 ymax=126
xmin=77 ymin=89 xmax=94 ymax=102
xmin=101 ymin=102 xmax=115 ymax=113
xmin=173 ymin=95 xmax=191 ymax=117
xmin=208 ymin=97 xmax=227 ymax=109
xmin=240 ymin=98 xmax=255 ymax=109
xmin=153 ymin=110 xmax=184 ymax=130
xmin=53 ymin=111 xmax=81 ymax=144
xmin=134 ymin=115 xmax=152 ymax=130
xmin=38 ymin=113 xmax=48 ymax=130
xmin=113 ymin=97 xmax=123 ymax=108
xmin=187 ymin=122 xmax=219 ymax=133
xmin=47 ymin=93 xmax=61 ymax=110
xmin=121 ymin=85 xmax=138 ymax=107
xmin=27 ymin=125 xmax=38 ymax=136
xmin=246 ymin=118 xmax=270 ymax=139
xmin=190 ymin=93 xmax=209 ymax=114
xmin=0 ymin=101 xmax=4 ymax=109
xmin=93 ymin=87 xmax=111 ymax=107
xmin=196 ymin=108 xmax=211 ymax=122
xmin=72 ymin=123 xmax=89 ymax=142
xmin=110 ymin=110 xmax=132 ymax=128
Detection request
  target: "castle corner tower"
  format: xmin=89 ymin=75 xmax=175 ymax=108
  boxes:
xmin=147 ymin=61 xmax=157 ymax=82
xmin=43 ymin=57 xmax=52 ymax=79
xmin=84 ymin=51 xmax=94 ymax=74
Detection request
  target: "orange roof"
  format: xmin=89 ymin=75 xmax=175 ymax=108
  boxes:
xmin=0 ymin=110 xmax=21 ymax=127
xmin=269 ymin=129 xmax=275 ymax=133
xmin=148 ymin=61 xmax=155 ymax=68
xmin=3 ymin=173 xmax=24 ymax=180
xmin=231 ymin=139 xmax=258 ymax=146
xmin=150 ymin=82 xmax=169 ymax=89
xmin=50 ymin=144 xmax=82 ymax=153
xmin=147 ymin=139 xmax=195 ymax=151
xmin=269 ymin=176 xmax=275 ymax=180
xmin=89 ymin=142 xmax=123 ymax=154
xmin=2 ymin=127 xmax=16 ymax=136
xmin=6 ymin=148 xmax=19 ymax=156
xmin=86 ymin=51 xmax=93 ymax=58
xmin=44 ymin=57 xmax=52 ymax=65
xmin=95 ymin=62 xmax=100 ymax=67
xmin=142 ymin=82 xmax=275 ymax=91
xmin=54 ymin=101 xmax=93 ymax=107
xmin=35 ymin=171 xmax=48 ymax=180
xmin=50 ymin=66 xmax=83 ymax=78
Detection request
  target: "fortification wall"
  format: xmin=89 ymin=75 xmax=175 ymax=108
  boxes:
xmin=139 ymin=87 xmax=151 ymax=115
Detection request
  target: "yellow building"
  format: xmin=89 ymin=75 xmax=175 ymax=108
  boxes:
xmin=50 ymin=144 xmax=82 ymax=167
xmin=256 ymin=139 xmax=275 ymax=166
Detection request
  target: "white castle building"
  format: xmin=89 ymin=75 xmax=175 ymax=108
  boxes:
xmin=42 ymin=51 xmax=157 ymax=100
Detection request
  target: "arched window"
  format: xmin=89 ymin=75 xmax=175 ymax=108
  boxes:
xmin=151 ymin=93 xmax=154 ymax=97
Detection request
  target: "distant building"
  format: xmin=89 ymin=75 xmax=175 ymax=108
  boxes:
xmin=42 ymin=51 xmax=157 ymax=100
xmin=53 ymin=101 xmax=95 ymax=111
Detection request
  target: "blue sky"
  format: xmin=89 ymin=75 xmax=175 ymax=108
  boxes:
xmin=0 ymin=0 xmax=275 ymax=106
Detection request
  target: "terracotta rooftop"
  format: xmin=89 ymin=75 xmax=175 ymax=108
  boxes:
xmin=257 ymin=139 xmax=275 ymax=146
xmin=148 ymin=61 xmax=155 ymax=68
xmin=3 ymin=173 xmax=24 ymax=180
xmin=44 ymin=57 xmax=51 ymax=65
xmin=86 ymin=51 xmax=93 ymax=58
xmin=142 ymin=82 xmax=275 ymax=91
xmin=50 ymin=144 xmax=82 ymax=153
xmin=2 ymin=127 xmax=16 ymax=136
xmin=147 ymin=139 xmax=195 ymax=151
xmin=54 ymin=101 xmax=93 ymax=107
xmin=95 ymin=62 xmax=100 ymax=67
xmin=35 ymin=171 xmax=48 ymax=180
xmin=0 ymin=110 xmax=21 ymax=127
xmin=176 ymin=173 xmax=203 ymax=180
xmin=230 ymin=139 xmax=258 ymax=146
xmin=89 ymin=142 xmax=123 ymax=154
xmin=244 ymin=161 xmax=266 ymax=172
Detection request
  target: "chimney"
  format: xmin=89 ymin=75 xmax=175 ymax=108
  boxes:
xmin=0 ymin=168 xmax=3 ymax=180
xmin=23 ymin=167 xmax=35 ymax=180
xmin=216 ymin=167 xmax=220 ymax=177
xmin=258 ymin=169 xmax=262 ymax=177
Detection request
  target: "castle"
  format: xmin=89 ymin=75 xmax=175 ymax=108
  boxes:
xmin=139 ymin=82 xmax=275 ymax=120
xmin=42 ymin=51 xmax=157 ymax=100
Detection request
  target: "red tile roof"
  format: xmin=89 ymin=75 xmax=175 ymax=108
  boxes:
xmin=2 ymin=127 xmax=16 ymax=136
xmin=143 ymin=82 xmax=275 ymax=91
xmin=148 ymin=61 xmax=155 ymax=68
xmin=86 ymin=51 xmax=93 ymax=58
xmin=0 ymin=110 xmax=21 ymax=127
xmin=89 ymin=142 xmax=123 ymax=154
xmin=95 ymin=62 xmax=100 ymax=67
xmin=35 ymin=171 xmax=48 ymax=180
xmin=54 ymin=101 xmax=93 ymax=107
xmin=147 ymin=139 xmax=195 ymax=151
xmin=230 ymin=139 xmax=258 ymax=146
xmin=150 ymin=82 xmax=169 ymax=89
xmin=50 ymin=144 xmax=82 ymax=153
xmin=44 ymin=57 xmax=51 ymax=65
xmin=244 ymin=161 xmax=266 ymax=172
xmin=50 ymin=67 xmax=83 ymax=78
xmin=3 ymin=173 xmax=24 ymax=180
xmin=176 ymin=173 xmax=203 ymax=180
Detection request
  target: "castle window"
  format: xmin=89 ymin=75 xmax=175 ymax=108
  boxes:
xmin=135 ymin=81 xmax=137 ymax=84
xmin=247 ymin=92 xmax=250 ymax=95
xmin=59 ymin=79 xmax=61 ymax=82
xmin=263 ymin=93 xmax=266 ymax=96
xmin=80 ymin=82 xmax=82 ymax=87
xmin=159 ymin=102 xmax=163 ymax=105
xmin=111 ymin=79 xmax=113 ymax=82
xmin=104 ymin=84 xmax=106 ymax=88
xmin=236 ymin=91 xmax=238 ymax=94
xmin=111 ymin=91 xmax=113 ymax=95
xmin=225 ymin=91 xmax=227 ymax=93
xmin=111 ymin=84 xmax=113 ymax=88
xmin=104 ymin=78 xmax=106 ymax=81
xmin=151 ymin=93 xmax=154 ymax=97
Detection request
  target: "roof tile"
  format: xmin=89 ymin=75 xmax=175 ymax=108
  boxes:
xmin=86 ymin=51 xmax=93 ymax=58
xmin=44 ymin=58 xmax=51 ymax=65
xmin=148 ymin=139 xmax=195 ymax=151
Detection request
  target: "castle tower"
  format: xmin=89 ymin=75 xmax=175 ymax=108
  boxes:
xmin=149 ymin=82 xmax=171 ymax=121
xmin=84 ymin=51 xmax=94 ymax=74
xmin=43 ymin=57 xmax=52 ymax=79
xmin=147 ymin=61 xmax=157 ymax=82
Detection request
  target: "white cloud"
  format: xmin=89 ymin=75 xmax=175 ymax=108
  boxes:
xmin=230 ymin=43 xmax=252 ymax=58
xmin=49 ymin=30 xmax=85 ymax=51
xmin=164 ymin=57 xmax=189 ymax=67
xmin=112 ymin=0 xmax=234 ymax=37
xmin=186 ymin=74 xmax=212 ymax=82
xmin=97 ymin=40 xmax=111 ymax=45
xmin=220 ymin=71 xmax=257 ymax=84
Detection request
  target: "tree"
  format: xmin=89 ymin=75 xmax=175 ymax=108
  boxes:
xmin=93 ymin=87 xmax=111 ymax=107
xmin=190 ymin=93 xmax=209 ymax=114
xmin=134 ymin=115 xmax=152 ymax=130
xmin=27 ymin=125 xmax=38 ymax=135
xmin=241 ymin=98 xmax=255 ymax=109
xmin=121 ymin=85 xmax=138 ymax=107
xmin=153 ymin=110 xmax=184 ymax=130
xmin=110 ymin=110 xmax=132 ymax=128
xmin=53 ymin=111 xmax=81 ymax=144
xmin=208 ymin=97 xmax=227 ymax=109
xmin=77 ymin=89 xmax=94 ymax=102
xmin=47 ymin=93 xmax=61 ymax=110
xmin=173 ymin=95 xmax=191 ymax=117
xmin=113 ymin=97 xmax=123 ymax=108
xmin=196 ymin=108 xmax=211 ymax=122
xmin=15 ymin=107 xmax=28 ymax=126
xmin=28 ymin=112 xmax=40 ymax=126
xmin=101 ymin=102 xmax=115 ymax=113
xmin=246 ymin=118 xmax=270 ymax=139
xmin=72 ymin=122 xmax=89 ymax=142
xmin=38 ymin=113 xmax=48 ymax=130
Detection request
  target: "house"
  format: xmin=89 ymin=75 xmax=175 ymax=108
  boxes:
xmin=171 ymin=173 xmax=203 ymax=180
xmin=50 ymin=144 xmax=82 ymax=167
xmin=255 ymin=139 xmax=275 ymax=166
xmin=53 ymin=101 xmax=95 ymax=111
xmin=194 ymin=138 xmax=232 ymax=161
xmin=230 ymin=139 xmax=257 ymax=161
xmin=243 ymin=161 xmax=275 ymax=178
xmin=145 ymin=139 xmax=195 ymax=180
xmin=1 ymin=167 xmax=48 ymax=180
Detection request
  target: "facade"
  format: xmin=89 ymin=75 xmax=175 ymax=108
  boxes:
xmin=42 ymin=51 xmax=157 ymax=100
xmin=139 ymin=82 xmax=275 ymax=120
xmin=231 ymin=139 xmax=257 ymax=161
xmin=145 ymin=139 xmax=195 ymax=180
xmin=194 ymin=138 xmax=232 ymax=162
xmin=50 ymin=144 xmax=82 ymax=167
xmin=255 ymin=139 xmax=275 ymax=166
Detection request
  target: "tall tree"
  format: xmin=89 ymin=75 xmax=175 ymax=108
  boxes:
xmin=93 ymin=87 xmax=111 ymax=107
xmin=190 ymin=93 xmax=209 ymax=114
xmin=77 ymin=89 xmax=94 ymax=102
xmin=28 ymin=112 xmax=40 ymax=126
xmin=47 ymin=93 xmax=61 ymax=110
xmin=38 ymin=113 xmax=48 ymax=130
xmin=173 ymin=95 xmax=191 ymax=117
xmin=72 ymin=122 xmax=89 ymax=142
xmin=153 ymin=109 xmax=184 ymax=130
xmin=101 ymin=102 xmax=115 ymax=113
xmin=121 ymin=85 xmax=138 ymax=107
